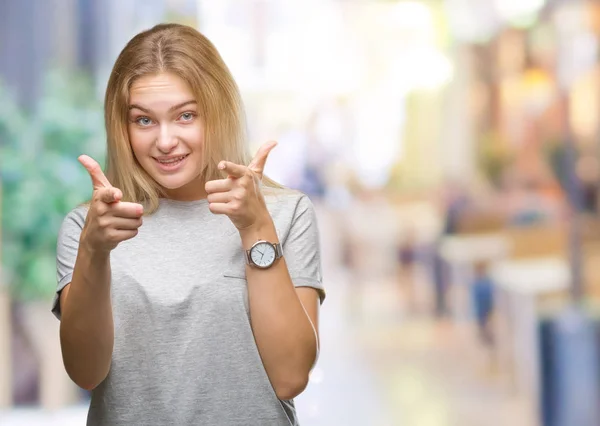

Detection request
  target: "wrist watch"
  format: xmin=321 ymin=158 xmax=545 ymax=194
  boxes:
xmin=245 ymin=240 xmax=283 ymax=269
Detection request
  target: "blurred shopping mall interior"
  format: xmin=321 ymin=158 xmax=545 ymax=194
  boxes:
xmin=3 ymin=0 xmax=600 ymax=425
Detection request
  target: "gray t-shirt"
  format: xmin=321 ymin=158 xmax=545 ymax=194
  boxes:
xmin=52 ymin=190 xmax=325 ymax=426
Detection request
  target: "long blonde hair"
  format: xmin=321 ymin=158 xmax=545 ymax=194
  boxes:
xmin=103 ymin=23 xmax=281 ymax=214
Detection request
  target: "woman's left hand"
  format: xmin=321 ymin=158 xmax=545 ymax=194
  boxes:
xmin=205 ymin=141 xmax=277 ymax=232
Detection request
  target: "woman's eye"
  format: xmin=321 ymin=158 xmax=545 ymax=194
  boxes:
xmin=136 ymin=117 xmax=154 ymax=126
xmin=180 ymin=112 xmax=195 ymax=121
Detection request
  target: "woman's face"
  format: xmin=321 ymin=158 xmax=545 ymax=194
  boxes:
xmin=128 ymin=72 xmax=206 ymax=200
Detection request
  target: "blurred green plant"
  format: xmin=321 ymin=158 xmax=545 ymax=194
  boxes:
xmin=0 ymin=69 xmax=106 ymax=301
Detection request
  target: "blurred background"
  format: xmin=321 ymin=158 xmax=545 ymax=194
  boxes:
xmin=2 ymin=0 xmax=600 ymax=425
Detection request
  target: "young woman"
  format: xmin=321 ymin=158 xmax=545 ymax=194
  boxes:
xmin=52 ymin=23 xmax=325 ymax=426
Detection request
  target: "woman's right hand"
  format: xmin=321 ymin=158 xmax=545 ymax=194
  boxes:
xmin=78 ymin=155 xmax=144 ymax=252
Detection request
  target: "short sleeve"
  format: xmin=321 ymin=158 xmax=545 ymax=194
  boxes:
xmin=283 ymin=195 xmax=325 ymax=304
xmin=52 ymin=206 xmax=87 ymax=320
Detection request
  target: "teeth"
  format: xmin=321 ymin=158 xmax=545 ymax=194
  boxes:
xmin=158 ymin=155 xmax=186 ymax=164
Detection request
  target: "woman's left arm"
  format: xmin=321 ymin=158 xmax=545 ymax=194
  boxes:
xmin=240 ymin=219 xmax=321 ymax=401
xmin=206 ymin=141 xmax=323 ymax=401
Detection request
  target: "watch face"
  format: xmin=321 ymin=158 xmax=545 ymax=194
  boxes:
xmin=250 ymin=242 xmax=276 ymax=268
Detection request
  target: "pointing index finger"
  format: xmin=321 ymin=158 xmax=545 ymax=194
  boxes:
xmin=218 ymin=161 xmax=247 ymax=179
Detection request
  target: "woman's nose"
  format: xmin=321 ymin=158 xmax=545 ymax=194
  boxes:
xmin=156 ymin=125 xmax=179 ymax=153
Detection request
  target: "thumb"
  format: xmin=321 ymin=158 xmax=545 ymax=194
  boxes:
xmin=248 ymin=141 xmax=277 ymax=177
xmin=78 ymin=155 xmax=112 ymax=189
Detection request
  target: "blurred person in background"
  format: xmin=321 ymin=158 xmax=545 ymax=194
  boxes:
xmin=396 ymin=227 xmax=419 ymax=313
xmin=52 ymin=23 xmax=325 ymax=426
xmin=577 ymin=154 xmax=600 ymax=214
xmin=471 ymin=261 xmax=495 ymax=346
xmin=430 ymin=181 xmax=471 ymax=318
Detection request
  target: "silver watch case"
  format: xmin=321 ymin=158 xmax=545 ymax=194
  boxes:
xmin=245 ymin=240 xmax=283 ymax=269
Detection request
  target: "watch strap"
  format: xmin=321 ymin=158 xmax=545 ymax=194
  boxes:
xmin=273 ymin=242 xmax=283 ymax=259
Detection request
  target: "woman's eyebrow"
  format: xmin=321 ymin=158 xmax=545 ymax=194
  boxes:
xmin=128 ymin=100 xmax=197 ymax=113
xmin=168 ymin=100 xmax=197 ymax=112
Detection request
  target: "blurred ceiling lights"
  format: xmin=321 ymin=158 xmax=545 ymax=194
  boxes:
xmin=444 ymin=0 xmax=547 ymax=43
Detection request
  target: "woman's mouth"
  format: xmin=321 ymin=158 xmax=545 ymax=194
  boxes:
xmin=154 ymin=154 xmax=189 ymax=171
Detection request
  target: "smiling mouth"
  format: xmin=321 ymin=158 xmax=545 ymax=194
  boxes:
xmin=154 ymin=154 xmax=189 ymax=165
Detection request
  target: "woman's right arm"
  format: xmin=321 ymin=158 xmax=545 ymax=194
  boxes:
xmin=58 ymin=155 xmax=143 ymax=391
xmin=59 ymin=247 xmax=113 ymax=391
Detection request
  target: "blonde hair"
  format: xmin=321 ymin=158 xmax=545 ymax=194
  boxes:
xmin=103 ymin=23 xmax=281 ymax=213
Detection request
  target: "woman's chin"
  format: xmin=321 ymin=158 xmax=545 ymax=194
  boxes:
xmin=154 ymin=174 xmax=200 ymax=192
xmin=157 ymin=179 xmax=189 ymax=190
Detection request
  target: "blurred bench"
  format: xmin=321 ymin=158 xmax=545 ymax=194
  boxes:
xmin=491 ymin=257 xmax=569 ymax=425
xmin=490 ymin=224 xmax=570 ymax=425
